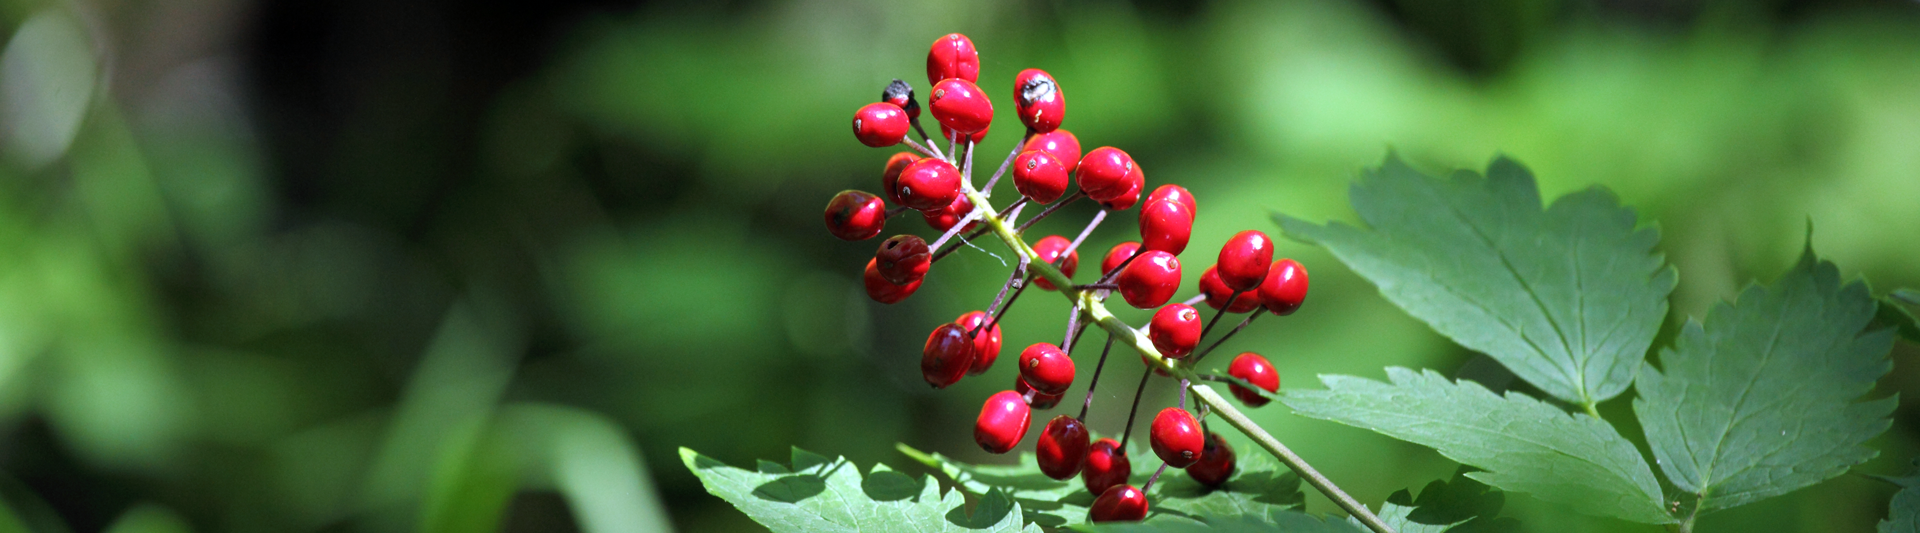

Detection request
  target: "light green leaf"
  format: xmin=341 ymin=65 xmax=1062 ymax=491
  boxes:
xmin=1634 ymin=247 xmax=1896 ymax=513
xmin=1076 ymin=507 xmax=1365 ymax=533
xmin=0 ymin=8 xmax=97 ymax=169
xmin=1283 ymin=367 xmax=1672 ymax=524
xmin=682 ymin=446 xmax=1040 ymax=533
xmin=1278 ymin=155 xmax=1674 ymax=407
xmin=1879 ymin=465 xmax=1920 ymax=533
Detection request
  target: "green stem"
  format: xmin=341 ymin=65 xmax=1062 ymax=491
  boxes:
xmin=1582 ymin=402 xmax=1602 ymax=419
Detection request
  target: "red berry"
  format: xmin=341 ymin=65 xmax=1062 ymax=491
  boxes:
xmin=1036 ymin=415 xmax=1090 ymax=480
xmin=1145 ymin=184 xmax=1197 ymax=219
xmin=922 ymin=193 xmax=980 ymax=233
xmin=852 ymin=103 xmax=910 ymax=147
xmin=921 ymin=323 xmax=975 ymax=388
xmin=1227 ymin=352 xmax=1280 ymax=406
xmin=1217 ymin=230 xmax=1275 ymax=292
xmin=882 ymin=79 xmax=920 ymax=120
xmin=874 ymin=235 xmax=931 ymax=285
xmin=1150 ymin=407 xmax=1204 ymax=468
xmin=1102 ymin=241 xmax=1141 ymax=277
xmin=929 ymin=78 xmax=993 ymax=135
xmin=1076 ymin=147 xmax=1142 ymax=203
xmin=1259 ymin=259 xmax=1308 ymax=315
xmin=1117 ymin=250 xmax=1181 ymax=309
xmin=881 ymin=152 xmax=920 ymax=205
xmin=1012 ymin=150 xmax=1071 ymax=204
xmin=1024 ymin=130 xmax=1082 ymax=174
xmin=1017 ymin=343 xmax=1075 ymax=395
xmin=1082 ymin=438 xmax=1131 ymax=495
xmin=1187 ymin=432 xmax=1236 ymax=487
xmin=938 ymin=120 xmax=989 ymax=144
xmin=1097 ymin=173 xmax=1143 ymax=211
xmin=1015 ymin=376 xmax=1066 ymax=409
xmin=1199 ymin=266 xmax=1262 ymax=313
xmin=1013 ymin=68 xmax=1064 ymax=133
xmin=1138 ymin=198 xmax=1194 ymax=255
xmin=864 ymin=258 xmax=921 ymax=304
xmin=1148 ymin=303 xmax=1203 ymax=359
xmin=1030 ymin=235 xmax=1079 ymax=291
xmin=894 ymin=158 xmax=962 ymax=211
xmin=1089 ymin=485 xmax=1149 ymax=523
xmin=975 ymin=390 xmax=1031 ymax=454
xmin=926 ymin=33 xmax=979 ymax=86
xmin=825 ymin=190 xmax=887 ymax=241
xmin=955 ymin=311 xmax=1003 ymax=376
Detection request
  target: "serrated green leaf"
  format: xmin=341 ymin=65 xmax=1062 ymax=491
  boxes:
xmin=1634 ymin=247 xmax=1897 ymax=514
xmin=1076 ymin=507 xmax=1365 ymax=533
xmin=1878 ymin=465 xmax=1920 ymax=533
xmin=1368 ymin=467 xmax=1520 ymax=533
xmin=1278 ymin=155 xmax=1674 ymax=407
xmin=1283 ymin=367 xmax=1672 ymax=524
xmin=681 ymin=446 xmax=1041 ymax=533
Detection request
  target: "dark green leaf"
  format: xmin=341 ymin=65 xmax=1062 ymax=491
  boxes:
xmin=681 ymin=446 xmax=1040 ymax=532
xmin=1075 ymin=507 xmax=1365 ymax=533
xmin=1878 ymin=464 xmax=1920 ymax=533
xmin=1876 ymin=297 xmax=1920 ymax=343
xmin=1369 ymin=467 xmax=1519 ymax=533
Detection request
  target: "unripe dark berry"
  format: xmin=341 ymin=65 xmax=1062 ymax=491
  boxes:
xmin=1082 ymin=438 xmax=1131 ymax=496
xmin=1089 ymin=485 xmax=1148 ymax=523
xmin=864 ymin=258 xmax=921 ymax=304
xmin=1012 ymin=150 xmax=1071 ymax=204
xmin=1227 ymin=352 xmax=1279 ymax=407
xmin=1217 ymin=230 xmax=1275 ymax=292
xmin=1150 ymin=407 xmax=1204 ymax=468
xmin=926 ymin=33 xmax=979 ymax=86
xmin=881 ymin=79 xmax=920 ymax=120
xmin=1186 ymin=432 xmax=1236 ymax=487
xmin=1017 ymin=342 xmax=1075 ymax=395
xmin=852 ymin=103 xmax=910 ymax=147
xmin=1015 ymin=376 xmax=1065 ymax=409
xmin=1097 ymin=173 xmax=1143 ymax=211
xmin=929 ymin=78 xmax=993 ymax=135
xmin=1102 ymin=241 xmax=1141 ymax=277
xmin=974 ymin=390 xmax=1031 ymax=454
xmin=921 ymin=323 xmax=975 ymax=388
xmin=922 ymin=193 xmax=980 ymax=233
xmin=1024 ymin=130 xmax=1082 ymax=174
xmin=1117 ymin=250 xmax=1181 ymax=309
xmin=825 ymin=190 xmax=887 ymax=241
xmin=938 ymin=121 xmax=989 ymax=144
xmin=1258 ymin=259 xmax=1308 ymax=315
xmin=881 ymin=152 xmax=919 ymax=205
xmin=1076 ymin=147 xmax=1142 ymax=203
xmin=1030 ymin=235 xmax=1079 ymax=291
xmin=874 ymin=235 xmax=931 ymax=285
xmin=1138 ymin=198 xmax=1194 ymax=255
xmin=895 ymin=158 xmax=962 ymax=211
xmin=955 ymin=311 xmax=1003 ymax=376
xmin=1036 ymin=415 xmax=1090 ymax=480
xmin=1199 ymin=266 xmax=1263 ymax=313
xmin=1145 ymin=184 xmax=1197 ymax=219
xmin=1148 ymin=303 xmax=1203 ymax=359
xmin=1013 ymin=68 xmax=1064 ymax=133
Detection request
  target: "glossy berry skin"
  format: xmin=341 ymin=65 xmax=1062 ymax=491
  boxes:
xmin=955 ymin=311 xmax=1003 ymax=376
xmin=894 ymin=158 xmax=962 ymax=211
xmin=1012 ymin=150 xmax=1070 ymax=203
xmin=1024 ymin=130 xmax=1082 ymax=174
xmin=1138 ymin=198 xmax=1194 ymax=255
xmin=922 ymin=193 xmax=980 ymax=233
xmin=929 ymin=78 xmax=993 ymax=135
xmin=921 ymin=323 xmax=975 ymax=388
xmin=1089 ymin=485 xmax=1148 ymax=523
xmin=1259 ymin=259 xmax=1309 ymax=315
xmin=1187 ymin=432 xmax=1236 ymax=487
xmin=1017 ymin=343 xmax=1075 ymax=395
xmin=1076 ymin=147 xmax=1142 ymax=203
xmin=863 ymin=258 xmax=921 ymax=304
xmin=1030 ymin=235 xmax=1079 ymax=291
xmin=926 ymin=33 xmax=979 ymax=85
xmin=1097 ymin=174 xmax=1143 ymax=211
xmin=825 ymin=190 xmax=887 ymax=241
xmin=882 ymin=79 xmax=919 ymax=120
xmin=874 ymin=234 xmax=930 ymax=285
xmin=1082 ymin=438 xmax=1131 ymax=496
xmin=1117 ymin=250 xmax=1181 ymax=309
xmin=1217 ymin=230 xmax=1275 ymax=292
xmin=1227 ymin=352 xmax=1280 ymax=407
xmin=1148 ymin=304 xmax=1203 ymax=359
xmin=852 ymin=103 xmax=910 ymax=147
xmin=975 ymin=390 xmax=1031 ymax=454
xmin=881 ymin=152 xmax=919 ymax=205
xmin=1102 ymin=241 xmax=1141 ymax=277
xmin=1145 ymin=184 xmax=1197 ymax=218
xmin=1036 ymin=415 xmax=1090 ymax=480
xmin=1013 ymin=68 xmax=1064 ymax=133
xmin=1015 ymin=376 xmax=1066 ymax=409
xmin=1150 ymin=407 xmax=1205 ymax=468
xmin=938 ymin=121 xmax=989 ymax=144
xmin=1200 ymin=266 xmax=1263 ymax=313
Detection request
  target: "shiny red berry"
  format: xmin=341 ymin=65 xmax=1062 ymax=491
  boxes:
xmin=929 ymin=78 xmax=993 ymax=135
xmin=925 ymin=33 xmax=979 ymax=85
xmin=1024 ymin=130 xmax=1082 ymax=174
xmin=1138 ymin=198 xmax=1194 ymax=255
xmin=881 ymin=152 xmax=919 ymax=205
xmin=1036 ymin=415 xmax=1090 ymax=480
xmin=864 ymin=258 xmax=921 ymax=304
xmin=882 ymin=79 xmax=920 ymax=120
xmin=1228 ymin=352 xmax=1279 ymax=406
xmin=938 ymin=121 xmax=989 ymax=144
xmin=1097 ymin=173 xmax=1143 ymax=211
xmin=1117 ymin=250 xmax=1181 ymax=309
xmin=1089 ymin=485 xmax=1148 ymax=523
xmin=1259 ymin=259 xmax=1309 ymax=315
xmin=1012 ymin=150 xmax=1070 ymax=204
xmin=894 ymin=158 xmax=962 ymax=211
xmin=956 ymin=311 xmax=1003 ymax=376
xmin=921 ymin=323 xmax=975 ymax=388
xmin=852 ymin=103 xmax=910 ymax=147
xmin=1145 ymin=184 xmax=1197 ymax=219
xmin=1217 ymin=230 xmax=1275 ymax=292
xmin=922 ymin=193 xmax=980 ymax=233
xmin=1013 ymin=68 xmax=1064 ymax=133
xmin=1082 ymin=438 xmax=1131 ymax=495
xmin=975 ymin=390 xmax=1031 ymax=454
xmin=1077 ymin=147 xmax=1142 ymax=203
xmin=1015 ymin=376 xmax=1066 ymax=409
xmin=1150 ymin=407 xmax=1204 ymax=468
xmin=874 ymin=235 xmax=931 ymax=285
xmin=1102 ymin=241 xmax=1141 ymax=277
xmin=1017 ymin=343 xmax=1075 ymax=395
xmin=825 ymin=190 xmax=887 ymax=241
xmin=1148 ymin=304 xmax=1203 ymax=359
xmin=1199 ymin=266 xmax=1262 ymax=313
xmin=1186 ymin=432 xmax=1236 ymax=487
xmin=1030 ymin=235 xmax=1079 ymax=291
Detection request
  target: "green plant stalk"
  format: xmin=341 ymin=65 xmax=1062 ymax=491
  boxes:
xmin=962 ymin=189 xmax=1398 ymax=533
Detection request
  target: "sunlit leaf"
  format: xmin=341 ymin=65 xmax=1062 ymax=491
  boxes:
xmin=683 ymin=446 xmax=1040 ymax=532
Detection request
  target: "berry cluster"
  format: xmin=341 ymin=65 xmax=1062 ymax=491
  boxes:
xmin=825 ymin=33 xmax=1308 ymax=523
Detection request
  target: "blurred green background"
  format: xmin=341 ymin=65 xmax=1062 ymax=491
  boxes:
xmin=0 ymin=0 xmax=1917 ymax=531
